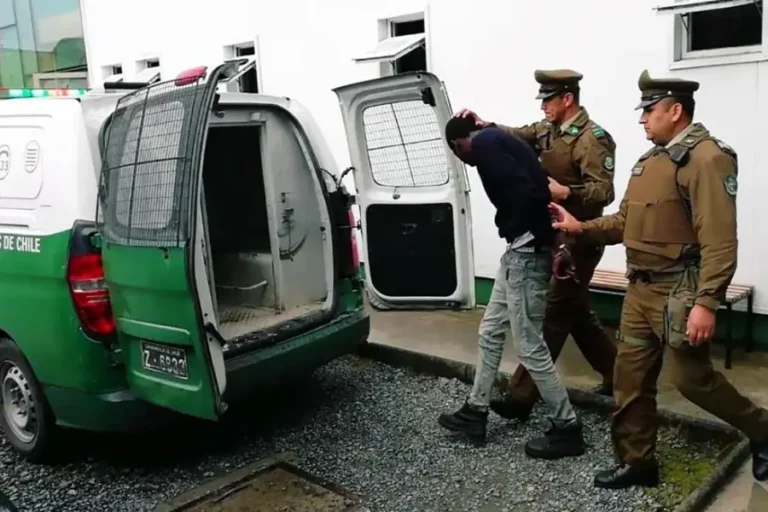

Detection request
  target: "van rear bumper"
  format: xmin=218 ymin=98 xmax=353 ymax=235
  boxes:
xmin=223 ymin=308 xmax=371 ymax=404
xmin=45 ymin=386 xmax=173 ymax=433
xmin=44 ymin=308 xmax=371 ymax=432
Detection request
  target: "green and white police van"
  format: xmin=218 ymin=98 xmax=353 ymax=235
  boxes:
xmin=0 ymin=61 xmax=475 ymax=463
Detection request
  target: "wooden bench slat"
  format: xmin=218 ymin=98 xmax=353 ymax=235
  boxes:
xmin=588 ymin=269 xmax=752 ymax=305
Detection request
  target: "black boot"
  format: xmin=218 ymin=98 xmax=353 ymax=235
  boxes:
xmin=589 ymin=383 xmax=613 ymax=397
xmin=438 ymin=401 xmax=488 ymax=440
xmin=489 ymin=397 xmax=533 ymax=422
xmin=752 ymin=440 xmax=768 ymax=481
xmin=524 ymin=418 xmax=586 ymax=460
xmin=594 ymin=461 xmax=660 ymax=489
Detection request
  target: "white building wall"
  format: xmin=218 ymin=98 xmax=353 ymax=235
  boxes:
xmin=80 ymin=0 xmax=768 ymax=313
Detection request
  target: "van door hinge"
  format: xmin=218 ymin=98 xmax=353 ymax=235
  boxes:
xmin=204 ymin=322 xmax=228 ymax=348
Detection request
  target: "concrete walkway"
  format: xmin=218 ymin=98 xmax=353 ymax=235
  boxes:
xmin=367 ymin=306 xmax=768 ymax=512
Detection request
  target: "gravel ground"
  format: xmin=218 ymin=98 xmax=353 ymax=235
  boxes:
xmin=0 ymin=355 xmax=732 ymax=512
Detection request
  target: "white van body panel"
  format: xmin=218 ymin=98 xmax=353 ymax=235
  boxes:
xmin=0 ymin=99 xmax=99 ymax=237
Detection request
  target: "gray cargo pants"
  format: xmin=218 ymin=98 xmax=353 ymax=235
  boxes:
xmin=468 ymin=245 xmax=578 ymax=427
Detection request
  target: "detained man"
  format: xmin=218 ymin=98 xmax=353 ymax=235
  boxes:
xmin=437 ymin=115 xmax=586 ymax=460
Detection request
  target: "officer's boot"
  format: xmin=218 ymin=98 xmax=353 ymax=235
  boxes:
xmin=489 ymin=397 xmax=533 ymax=422
xmin=524 ymin=418 xmax=586 ymax=460
xmin=751 ymin=440 xmax=768 ymax=480
xmin=594 ymin=460 xmax=660 ymax=489
xmin=438 ymin=401 xmax=488 ymax=441
xmin=589 ymin=383 xmax=613 ymax=397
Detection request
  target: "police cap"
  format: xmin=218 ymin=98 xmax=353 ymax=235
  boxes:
xmin=636 ymin=69 xmax=699 ymax=110
xmin=534 ymin=69 xmax=583 ymax=100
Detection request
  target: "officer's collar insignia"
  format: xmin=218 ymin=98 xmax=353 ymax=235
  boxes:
xmin=724 ymin=173 xmax=738 ymax=196
xmin=567 ymin=125 xmax=580 ymax=135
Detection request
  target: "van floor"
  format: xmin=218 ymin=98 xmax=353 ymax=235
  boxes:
xmin=218 ymin=302 xmax=327 ymax=342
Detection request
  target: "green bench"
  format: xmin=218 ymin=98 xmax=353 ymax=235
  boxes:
xmin=588 ymin=269 xmax=755 ymax=369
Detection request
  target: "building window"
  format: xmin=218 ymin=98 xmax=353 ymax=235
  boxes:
xmin=101 ymin=64 xmax=123 ymax=84
xmin=390 ymin=18 xmax=426 ymax=74
xmin=0 ymin=0 xmax=88 ymax=89
xmin=135 ymin=57 xmax=161 ymax=84
xmin=656 ymin=0 xmax=765 ymax=64
xmin=222 ymin=42 xmax=259 ymax=93
xmin=352 ymin=12 xmax=427 ymax=76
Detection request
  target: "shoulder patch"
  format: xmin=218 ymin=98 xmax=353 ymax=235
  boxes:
xmin=723 ymin=173 xmax=738 ymax=196
xmin=592 ymin=125 xmax=606 ymax=138
xmin=603 ymin=155 xmax=615 ymax=172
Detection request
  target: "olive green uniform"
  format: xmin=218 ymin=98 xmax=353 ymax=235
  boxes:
xmin=493 ymin=70 xmax=618 ymax=405
xmin=582 ymin=70 xmax=768 ymax=467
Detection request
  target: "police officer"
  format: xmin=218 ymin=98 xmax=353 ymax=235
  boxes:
xmin=550 ymin=69 xmax=768 ymax=488
xmin=457 ymin=69 xmax=618 ymax=421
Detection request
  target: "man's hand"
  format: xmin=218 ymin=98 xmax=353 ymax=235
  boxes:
xmin=455 ymin=108 xmax=490 ymax=129
xmin=549 ymin=203 xmax=583 ymax=234
xmin=548 ymin=177 xmax=570 ymax=202
xmin=687 ymin=304 xmax=716 ymax=346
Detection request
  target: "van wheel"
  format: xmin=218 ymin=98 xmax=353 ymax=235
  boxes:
xmin=0 ymin=339 xmax=58 ymax=464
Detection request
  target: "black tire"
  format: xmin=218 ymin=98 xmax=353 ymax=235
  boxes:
xmin=0 ymin=338 xmax=59 ymax=464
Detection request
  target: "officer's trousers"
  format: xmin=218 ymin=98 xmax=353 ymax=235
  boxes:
xmin=614 ymin=277 xmax=768 ymax=465
xmin=504 ymin=241 xmax=617 ymax=406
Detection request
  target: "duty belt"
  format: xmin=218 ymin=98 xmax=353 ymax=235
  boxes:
xmin=626 ymin=269 xmax=688 ymax=284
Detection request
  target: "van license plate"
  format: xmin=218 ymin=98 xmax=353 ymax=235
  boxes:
xmin=141 ymin=341 xmax=188 ymax=380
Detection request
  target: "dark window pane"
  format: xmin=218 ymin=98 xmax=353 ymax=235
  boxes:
xmin=688 ymin=3 xmax=762 ymax=51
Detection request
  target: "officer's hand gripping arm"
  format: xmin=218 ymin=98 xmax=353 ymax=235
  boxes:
xmin=579 ymin=196 xmax=628 ymax=246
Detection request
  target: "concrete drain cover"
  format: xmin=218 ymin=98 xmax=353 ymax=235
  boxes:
xmin=156 ymin=457 xmax=363 ymax=512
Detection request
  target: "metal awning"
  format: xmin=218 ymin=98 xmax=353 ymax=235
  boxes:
xmin=653 ymin=0 xmax=758 ymax=15
xmin=134 ymin=67 xmax=161 ymax=84
xmin=352 ymin=33 xmax=425 ymax=64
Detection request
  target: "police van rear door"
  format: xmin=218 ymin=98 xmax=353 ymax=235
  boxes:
xmin=333 ymin=72 xmax=475 ymax=310
xmin=95 ymin=62 xmax=242 ymax=420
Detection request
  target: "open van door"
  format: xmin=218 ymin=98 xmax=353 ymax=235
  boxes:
xmin=333 ymin=72 xmax=475 ymax=310
xmin=95 ymin=62 xmax=241 ymax=420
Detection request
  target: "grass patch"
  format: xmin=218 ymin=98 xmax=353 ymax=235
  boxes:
xmin=639 ymin=423 xmax=736 ymax=511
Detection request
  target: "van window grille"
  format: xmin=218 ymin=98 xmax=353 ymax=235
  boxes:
xmin=96 ymin=79 xmax=209 ymax=247
xmin=361 ymin=100 xmax=449 ymax=188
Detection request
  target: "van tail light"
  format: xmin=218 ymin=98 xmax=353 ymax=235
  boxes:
xmin=348 ymin=209 xmax=360 ymax=273
xmin=67 ymin=253 xmax=116 ymax=338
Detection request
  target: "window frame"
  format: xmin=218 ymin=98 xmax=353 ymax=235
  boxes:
xmin=221 ymin=39 xmax=263 ymax=93
xmin=349 ymin=10 xmax=430 ymax=77
xmin=659 ymin=0 xmax=768 ymax=69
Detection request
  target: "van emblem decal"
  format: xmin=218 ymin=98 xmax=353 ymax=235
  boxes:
xmin=24 ymin=141 xmax=40 ymax=173
xmin=0 ymin=145 xmax=10 ymax=180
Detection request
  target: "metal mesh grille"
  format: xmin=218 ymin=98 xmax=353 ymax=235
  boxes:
xmin=97 ymin=79 xmax=209 ymax=247
xmin=362 ymin=100 xmax=449 ymax=188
